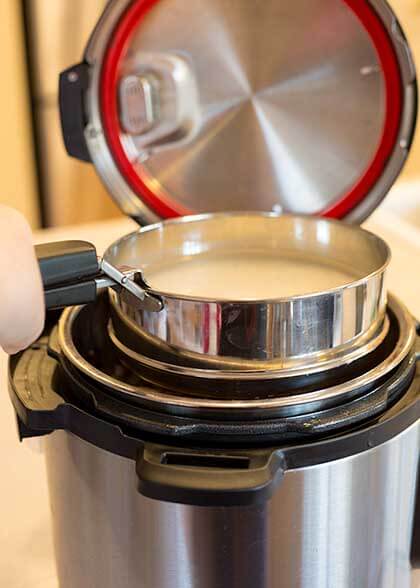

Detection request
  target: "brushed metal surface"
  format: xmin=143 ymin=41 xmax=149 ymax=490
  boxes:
xmin=44 ymin=420 xmax=420 ymax=588
xmin=104 ymin=213 xmax=389 ymax=364
xmin=121 ymin=0 xmax=384 ymax=214
xmin=83 ymin=0 xmax=416 ymax=223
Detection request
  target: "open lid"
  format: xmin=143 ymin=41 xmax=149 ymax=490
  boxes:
xmin=61 ymin=0 xmax=417 ymax=224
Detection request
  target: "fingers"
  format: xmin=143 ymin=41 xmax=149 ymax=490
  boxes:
xmin=0 ymin=206 xmax=45 ymax=354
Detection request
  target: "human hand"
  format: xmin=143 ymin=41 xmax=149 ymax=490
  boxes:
xmin=0 ymin=205 xmax=44 ymax=354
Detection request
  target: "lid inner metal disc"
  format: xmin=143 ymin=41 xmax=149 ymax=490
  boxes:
xmin=91 ymin=0 xmax=415 ymax=223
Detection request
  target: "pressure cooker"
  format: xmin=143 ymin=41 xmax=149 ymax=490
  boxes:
xmin=8 ymin=1 xmax=420 ymax=587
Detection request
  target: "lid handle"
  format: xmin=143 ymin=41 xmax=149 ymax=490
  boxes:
xmin=59 ymin=63 xmax=91 ymax=162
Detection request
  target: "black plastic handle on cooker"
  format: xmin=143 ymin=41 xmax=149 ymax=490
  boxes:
xmin=35 ymin=240 xmax=100 ymax=310
xmin=411 ymin=458 xmax=420 ymax=568
xmin=136 ymin=443 xmax=285 ymax=507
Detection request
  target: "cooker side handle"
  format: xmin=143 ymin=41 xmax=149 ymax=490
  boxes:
xmin=136 ymin=443 xmax=284 ymax=507
xmin=411 ymin=457 xmax=420 ymax=567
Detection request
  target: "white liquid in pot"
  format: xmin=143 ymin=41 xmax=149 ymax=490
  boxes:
xmin=144 ymin=252 xmax=357 ymax=299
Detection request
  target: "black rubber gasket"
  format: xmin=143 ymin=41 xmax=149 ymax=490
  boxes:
xmin=8 ymin=336 xmax=420 ymax=456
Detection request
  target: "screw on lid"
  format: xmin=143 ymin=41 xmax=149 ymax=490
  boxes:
xmin=83 ymin=0 xmax=417 ymax=224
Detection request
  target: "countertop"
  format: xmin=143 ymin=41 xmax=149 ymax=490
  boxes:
xmin=2 ymin=187 xmax=420 ymax=586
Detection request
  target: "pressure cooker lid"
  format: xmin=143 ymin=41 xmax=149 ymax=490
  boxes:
xmin=78 ymin=0 xmax=417 ymax=224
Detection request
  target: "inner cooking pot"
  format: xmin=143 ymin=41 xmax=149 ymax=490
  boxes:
xmin=104 ymin=212 xmax=389 ymax=365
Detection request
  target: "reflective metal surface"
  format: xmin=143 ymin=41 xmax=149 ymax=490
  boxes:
xmin=58 ymin=294 xmax=416 ymax=417
xmin=44 ymin=421 xmax=420 ymax=588
xmin=104 ymin=213 xmax=390 ymax=363
xmin=109 ymin=301 xmax=390 ymax=373
xmin=99 ymin=257 xmax=163 ymax=311
xmin=83 ymin=0 xmax=417 ymax=223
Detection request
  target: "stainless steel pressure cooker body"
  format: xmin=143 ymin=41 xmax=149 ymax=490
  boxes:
xmin=9 ymin=294 xmax=420 ymax=588
xmin=43 ymin=425 xmax=420 ymax=588
xmin=8 ymin=0 xmax=420 ymax=587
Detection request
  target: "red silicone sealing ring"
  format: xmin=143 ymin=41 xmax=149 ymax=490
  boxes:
xmin=100 ymin=0 xmax=403 ymax=220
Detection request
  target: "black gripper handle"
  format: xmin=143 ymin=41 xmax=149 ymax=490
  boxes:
xmin=36 ymin=240 xmax=99 ymax=310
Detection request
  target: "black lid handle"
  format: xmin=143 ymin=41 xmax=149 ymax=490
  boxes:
xmin=59 ymin=63 xmax=91 ymax=162
xmin=136 ymin=443 xmax=284 ymax=507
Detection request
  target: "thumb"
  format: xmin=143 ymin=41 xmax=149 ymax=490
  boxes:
xmin=0 ymin=206 xmax=45 ymax=354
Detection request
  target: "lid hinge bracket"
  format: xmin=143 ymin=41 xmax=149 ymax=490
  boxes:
xmin=59 ymin=62 xmax=92 ymax=163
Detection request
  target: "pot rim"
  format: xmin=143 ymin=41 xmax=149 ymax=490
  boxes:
xmin=103 ymin=211 xmax=391 ymax=304
xmin=57 ymin=293 xmax=416 ymax=416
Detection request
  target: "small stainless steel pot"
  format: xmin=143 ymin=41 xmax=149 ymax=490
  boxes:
xmin=104 ymin=212 xmax=390 ymax=365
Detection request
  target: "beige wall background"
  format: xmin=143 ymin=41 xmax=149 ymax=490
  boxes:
xmin=395 ymin=0 xmax=420 ymax=179
xmin=0 ymin=0 xmax=419 ymax=229
xmin=27 ymin=0 xmax=121 ymax=228
xmin=0 ymin=1 xmax=39 ymax=228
